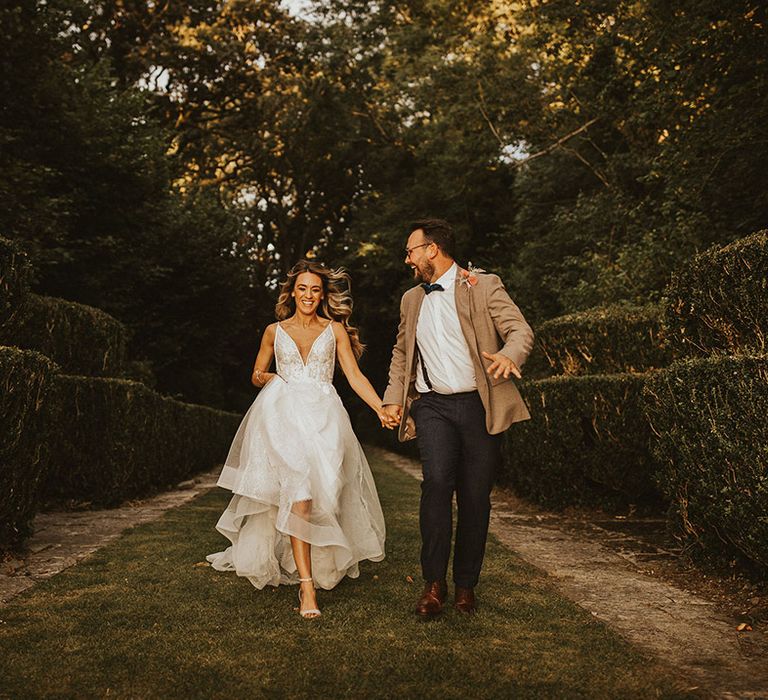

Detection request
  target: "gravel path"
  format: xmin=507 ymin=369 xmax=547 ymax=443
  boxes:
xmin=0 ymin=469 xmax=219 ymax=605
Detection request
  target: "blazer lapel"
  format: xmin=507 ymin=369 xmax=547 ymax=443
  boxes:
xmin=408 ymin=288 xmax=426 ymax=336
xmin=405 ymin=288 xmax=426 ymax=379
xmin=454 ymin=272 xmax=477 ymax=357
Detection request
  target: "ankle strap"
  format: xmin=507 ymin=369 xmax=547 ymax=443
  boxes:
xmin=299 ymin=577 xmax=313 ymax=582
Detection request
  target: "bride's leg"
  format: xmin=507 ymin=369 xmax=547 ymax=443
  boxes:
xmin=290 ymin=499 xmax=319 ymax=616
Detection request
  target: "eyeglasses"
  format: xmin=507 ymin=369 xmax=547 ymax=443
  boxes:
xmin=405 ymin=242 xmax=432 ymax=257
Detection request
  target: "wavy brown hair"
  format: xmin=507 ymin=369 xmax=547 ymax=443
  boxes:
xmin=275 ymin=260 xmax=365 ymax=359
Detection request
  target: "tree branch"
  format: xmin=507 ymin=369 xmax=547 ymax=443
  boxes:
xmin=561 ymin=145 xmax=612 ymax=188
xmin=512 ymin=117 xmax=600 ymax=167
xmin=476 ymin=83 xmax=505 ymax=149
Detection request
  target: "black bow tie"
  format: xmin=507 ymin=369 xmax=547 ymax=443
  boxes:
xmin=421 ymin=282 xmax=445 ymax=294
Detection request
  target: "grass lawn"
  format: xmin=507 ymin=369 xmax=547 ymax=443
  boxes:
xmin=0 ymin=453 xmax=693 ymax=699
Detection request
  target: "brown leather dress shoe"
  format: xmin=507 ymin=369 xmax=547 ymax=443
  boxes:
xmin=453 ymin=586 xmax=476 ymax=614
xmin=415 ymin=581 xmax=447 ymax=618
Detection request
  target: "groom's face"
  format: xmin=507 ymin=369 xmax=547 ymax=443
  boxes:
xmin=405 ymin=229 xmax=435 ymax=283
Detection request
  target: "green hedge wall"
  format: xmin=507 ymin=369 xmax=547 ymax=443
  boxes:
xmin=643 ymin=356 xmax=768 ymax=574
xmin=525 ymin=304 xmax=677 ymax=379
xmin=0 ymin=237 xmax=239 ymax=547
xmin=665 ymin=229 xmax=767 ymax=356
xmin=0 ymin=237 xmax=32 ymax=326
xmin=0 ymin=346 xmax=57 ymax=547
xmin=0 ymin=294 xmax=129 ymax=377
xmin=0 ymin=236 xmax=130 ymax=378
xmin=501 ymin=373 xmax=662 ymax=511
xmin=46 ymin=375 xmax=240 ymax=506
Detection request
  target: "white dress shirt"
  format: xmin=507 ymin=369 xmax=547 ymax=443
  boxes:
xmin=415 ymin=263 xmax=477 ymax=394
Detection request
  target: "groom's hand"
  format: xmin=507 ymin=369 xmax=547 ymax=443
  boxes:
xmin=481 ymin=351 xmax=522 ymax=380
xmin=381 ymin=404 xmax=402 ymax=429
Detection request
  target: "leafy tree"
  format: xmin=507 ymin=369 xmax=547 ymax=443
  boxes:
xmin=505 ymin=0 xmax=768 ymax=317
xmin=1 ymin=0 xmax=257 ymax=409
xmin=6 ymin=0 xmax=765 ymax=408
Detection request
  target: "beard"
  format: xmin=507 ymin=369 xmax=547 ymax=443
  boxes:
xmin=412 ymin=259 xmax=435 ymax=283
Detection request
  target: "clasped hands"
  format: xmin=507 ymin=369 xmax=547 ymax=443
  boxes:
xmin=378 ymin=404 xmax=401 ymax=430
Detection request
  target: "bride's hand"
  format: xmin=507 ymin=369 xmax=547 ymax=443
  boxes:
xmin=254 ymin=369 xmax=279 ymax=386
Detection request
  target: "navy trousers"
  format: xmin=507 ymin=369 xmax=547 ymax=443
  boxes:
xmin=410 ymin=391 xmax=502 ymax=588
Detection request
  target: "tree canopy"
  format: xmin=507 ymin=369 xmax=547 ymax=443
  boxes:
xmin=3 ymin=0 xmax=766 ymax=407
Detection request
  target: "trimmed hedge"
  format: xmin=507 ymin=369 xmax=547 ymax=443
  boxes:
xmin=665 ymin=229 xmax=768 ymax=356
xmin=0 ymin=294 xmax=129 ymax=377
xmin=46 ymin=375 xmax=241 ymax=506
xmin=502 ymin=373 xmax=662 ymax=511
xmin=0 ymin=236 xmax=32 ymax=326
xmin=643 ymin=356 xmax=768 ymax=574
xmin=0 ymin=236 xmax=131 ymax=377
xmin=525 ymin=303 xmax=677 ymax=379
xmin=0 ymin=236 xmax=238 ymax=545
xmin=0 ymin=346 xmax=57 ymax=548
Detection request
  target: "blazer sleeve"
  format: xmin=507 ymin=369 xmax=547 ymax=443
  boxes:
xmin=383 ymin=293 xmax=409 ymax=406
xmin=485 ymin=274 xmax=534 ymax=370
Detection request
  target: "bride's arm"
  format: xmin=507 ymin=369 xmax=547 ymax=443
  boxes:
xmin=333 ymin=322 xmax=395 ymax=428
xmin=251 ymin=323 xmax=279 ymax=387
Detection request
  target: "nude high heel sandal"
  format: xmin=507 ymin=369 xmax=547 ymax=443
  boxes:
xmin=298 ymin=577 xmax=321 ymax=619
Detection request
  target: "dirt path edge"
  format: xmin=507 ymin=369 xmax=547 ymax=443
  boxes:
xmin=0 ymin=469 xmax=220 ymax=605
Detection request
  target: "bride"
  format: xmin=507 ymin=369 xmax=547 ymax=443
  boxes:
xmin=207 ymin=260 xmax=394 ymax=618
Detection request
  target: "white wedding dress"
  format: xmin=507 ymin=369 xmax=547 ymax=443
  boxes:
xmin=206 ymin=321 xmax=386 ymax=590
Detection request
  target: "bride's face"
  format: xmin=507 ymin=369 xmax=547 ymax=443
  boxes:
xmin=293 ymin=272 xmax=324 ymax=315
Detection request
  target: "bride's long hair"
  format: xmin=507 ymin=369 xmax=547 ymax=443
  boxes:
xmin=275 ymin=260 xmax=365 ymax=359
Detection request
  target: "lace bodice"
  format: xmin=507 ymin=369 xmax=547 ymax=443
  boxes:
xmin=275 ymin=322 xmax=336 ymax=384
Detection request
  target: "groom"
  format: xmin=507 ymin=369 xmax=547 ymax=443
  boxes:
xmin=382 ymin=218 xmax=534 ymax=617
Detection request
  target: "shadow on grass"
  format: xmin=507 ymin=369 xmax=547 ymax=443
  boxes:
xmin=0 ymin=455 xmax=696 ymax=699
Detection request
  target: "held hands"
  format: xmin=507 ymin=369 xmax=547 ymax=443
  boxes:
xmin=481 ymin=351 xmax=521 ymax=380
xmin=379 ymin=404 xmax=402 ymax=430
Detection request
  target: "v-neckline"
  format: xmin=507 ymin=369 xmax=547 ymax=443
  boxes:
xmin=278 ymin=321 xmax=331 ymax=367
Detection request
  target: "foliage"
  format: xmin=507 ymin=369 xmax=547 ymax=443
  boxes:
xmin=0 ymin=2 xmax=257 ymax=410
xmin=46 ymin=374 xmax=240 ymax=506
xmin=504 ymin=373 xmax=661 ymax=511
xmin=525 ymin=303 xmax=678 ymax=379
xmin=0 ymin=347 xmax=57 ymax=548
xmin=643 ymin=356 xmax=768 ymax=575
xmin=0 ymin=236 xmax=32 ymax=326
xmin=3 ymin=0 xmax=767 ymax=409
xmin=664 ymin=229 xmax=768 ymax=357
xmin=502 ymin=0 xmax=768 ymax=319
xmin=0 ymin=340 xmax=240 ymax=549
xmin=298 ymin=2 xmax=540 ymax=387
xmin=0 ymin=294 xmax=129 ymax=377
xmin=93 ymin=0 xmax=376 ymax=279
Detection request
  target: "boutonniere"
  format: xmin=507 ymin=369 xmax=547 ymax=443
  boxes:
xmin=458 ymin=262 xmax=485 ymax=288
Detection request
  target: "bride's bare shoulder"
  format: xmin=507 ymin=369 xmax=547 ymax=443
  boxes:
xmin=262 ymin=322 xmax=279 ymax=341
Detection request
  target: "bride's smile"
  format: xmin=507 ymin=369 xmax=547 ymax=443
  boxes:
xmin=294 ymin=275 xmax=323 ymax=317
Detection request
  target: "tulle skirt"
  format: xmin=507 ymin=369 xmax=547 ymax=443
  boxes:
xmin=206 ymin=377 xmax=386 ymax=590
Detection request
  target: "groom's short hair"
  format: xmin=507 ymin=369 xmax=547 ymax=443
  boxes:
xmin=410 ymin=218 xmax=455 ymax=259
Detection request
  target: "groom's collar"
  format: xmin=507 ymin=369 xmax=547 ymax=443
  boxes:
xmin=431 ymin=262 xmax=458 ymax=290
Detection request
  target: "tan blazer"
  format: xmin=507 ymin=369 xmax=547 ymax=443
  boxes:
xmin=383 ymin=268 xmax=534 ymax=442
